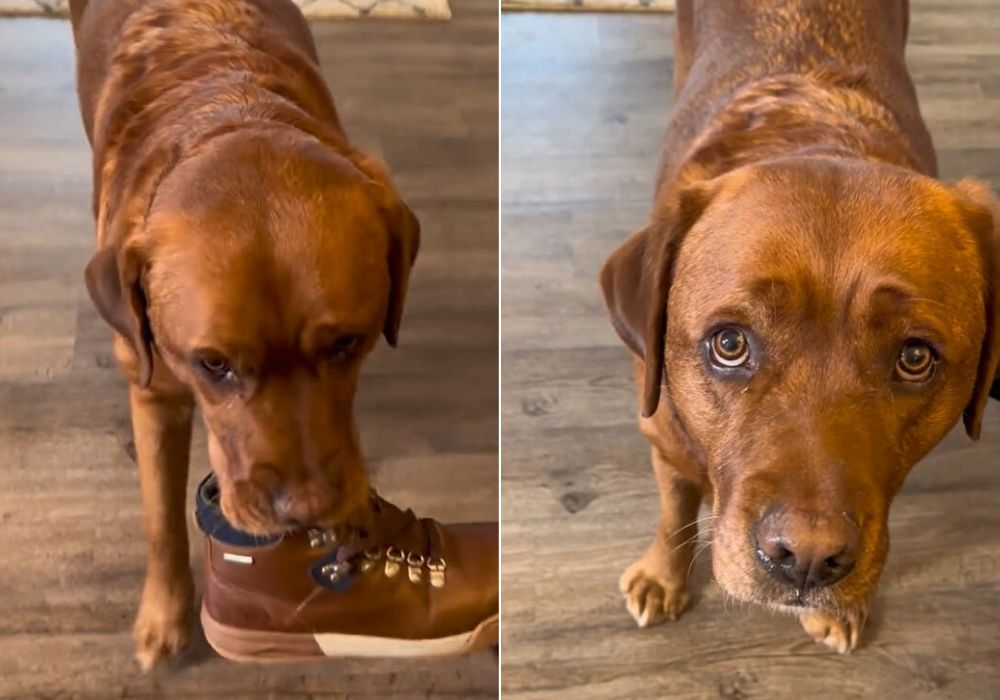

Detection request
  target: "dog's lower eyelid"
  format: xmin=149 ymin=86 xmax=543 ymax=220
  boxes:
xmin=196 ymin=357 xmax=238 ymax=384
xmin=324 ymin=335 xmax=362 ymax=361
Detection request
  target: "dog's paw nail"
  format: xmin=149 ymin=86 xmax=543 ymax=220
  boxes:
xmin=134 ymin=624 xmax=189 ymax=671
xmin=135 ymin=647 xmax=160 ymax=673
xmin=637 ymin=589 xmax=662 ymax=628
xmin=620 ymin=560 xmax=689 ymax=628
xmin=133 ymin=600 xmax=192 ymax=671
xmin=799 ymin=609 xmax=862 ymax=654
xmin=664 ymin=593 xmax=688 ymax=621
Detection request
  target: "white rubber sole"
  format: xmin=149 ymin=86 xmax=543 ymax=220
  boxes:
xmin=201 ymin=605 xmax=499 ymax=663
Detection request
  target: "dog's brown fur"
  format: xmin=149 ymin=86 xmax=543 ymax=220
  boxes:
xmin=71 ymin=0 xmax=419 ymax=669
xmin=600 ymin=0 xmax=999 ymax=652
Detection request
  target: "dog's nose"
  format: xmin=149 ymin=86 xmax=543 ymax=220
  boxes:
xmin=754 ymin=507 xmax=859 ymax=591
xmin=268 ymin=477 xmax=340 ymax=526
xmin=270 ymin=488 xmax=299 ymax=524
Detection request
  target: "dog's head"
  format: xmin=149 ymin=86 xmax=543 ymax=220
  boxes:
xmin=85 ymin=128 xmax=419 ymax=534
xmin=601 ymin=156 xmax=998 ymax=614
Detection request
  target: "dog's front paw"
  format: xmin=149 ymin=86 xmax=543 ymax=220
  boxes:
xmin=619 ymin=557 xmax=690 ymax=628
xmin=133 ymin=583 xmax=193 ymax=671
xmin=799 ymin=608 xmax=864 ymax=654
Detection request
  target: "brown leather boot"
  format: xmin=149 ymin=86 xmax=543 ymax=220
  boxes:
xmin=195 ymin=473 xmax=498 ymax=661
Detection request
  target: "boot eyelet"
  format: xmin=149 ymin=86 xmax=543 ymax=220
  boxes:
xmin=427 ymin=557 xmax=447 ymax=588
xmin=406 ymin=552 xmax=426 ymax=584
xmin=384 ymin=546 xmax=405 ymax=578
xmin=320 ymin=561 xmax=348 ymax=582
xmin=360 ymin=546 xmax=383 ymax=572
xmin=307 ymin=528 xmax=325 ymax=548
xmin=308 ymin=528 xmax=337 ymax=548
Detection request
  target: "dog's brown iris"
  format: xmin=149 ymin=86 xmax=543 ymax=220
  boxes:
xmin=710 ymin=328 xmax=750 ymax=367
xmin=895 ymin=341 xmax=935 ymax=382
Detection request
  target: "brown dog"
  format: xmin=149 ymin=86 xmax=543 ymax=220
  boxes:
xmin=600 ymin=0 xmax=998 ymax=652
xmin=70 ymin=0 xmax=419 ymax=669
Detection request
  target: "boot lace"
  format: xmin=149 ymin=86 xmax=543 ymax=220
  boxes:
xmin=307 ymin=490 xmax=447 ymax=588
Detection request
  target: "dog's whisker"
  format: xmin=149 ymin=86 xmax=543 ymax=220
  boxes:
xmin=662 ymin=514 xmax=718 ymax=544
xmin=669 ymin=530 xmax=705 ymax=555
xmin=686 ymin=539 xmax=714 ymax=583
xmin=669 ymin=518 xmax=716 ymax=555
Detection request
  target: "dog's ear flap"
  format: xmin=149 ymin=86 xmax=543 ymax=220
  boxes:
xmin=599 ymin=184 xmax=713 ymax=418
xmin=84 ymin=242 xmax=154 ymax=388
xmin=350 ymin=153 xmax=421 ymax=347
xmin=85 ymin=144 xmax=180 ymax=388
xmin=954 ymin=179 xmax=1000 ymax=439
xmin=382 ymin=197 xmax=420 ymax=347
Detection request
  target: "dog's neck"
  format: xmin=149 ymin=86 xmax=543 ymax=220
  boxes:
xmin=660 ymin=67 xmax=924 ymax=202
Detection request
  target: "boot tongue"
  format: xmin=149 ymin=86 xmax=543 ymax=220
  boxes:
xmin=348 ymin=490 xmax=440 ymax=560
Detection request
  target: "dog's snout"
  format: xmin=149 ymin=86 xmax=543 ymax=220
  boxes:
xmin=261 ymin=467 xmax=344 ymax=526
xmin=754 ymin=507 xmax=859 ymax=592
xmin=270 ymin=488 xmax=298 ymax=524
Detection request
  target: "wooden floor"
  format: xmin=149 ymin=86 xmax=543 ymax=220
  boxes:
xmin=0 ymin=2 xmax=497 ymax=697
xmin=501 ymin=3 xmax=1000 ymax=699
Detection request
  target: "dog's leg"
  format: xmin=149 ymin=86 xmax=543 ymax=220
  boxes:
xmin=129 ymin=382 xmax=196 ymax=671
xmin=799 ymin=604 xmax=869 ymax=654
xmin=620 ymin=445 xmax=703 ymax=627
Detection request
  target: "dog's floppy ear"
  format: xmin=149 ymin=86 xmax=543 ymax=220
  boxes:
xmin=382 ymin=197 xmax=420 ymax=347
xmin=351 ymin=153 xmax=421 ymax=347
xmin=85 ymin=242 xmax=153 ymax=387
xmin=599 ymin=184 xmax=713 ymax=417
xmin=955 ymin=179 xmax=1000 ymax=439
xmin=84 ymin=143 xmax=180 ymax=388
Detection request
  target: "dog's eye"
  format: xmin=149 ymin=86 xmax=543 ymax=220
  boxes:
xmin=895 ymin=341 xmax=936 ymax=382
xmin=709 ymin=328 xmax=750 ymax=368
xmin=326 ymin=335 xmax=361 ymax=362
xmin=710 ymin=328 xmax=750 ymax=368
xmin=199 ymin=356 xmax=236 ymax=383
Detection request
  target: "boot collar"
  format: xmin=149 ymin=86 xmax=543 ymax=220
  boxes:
xmin=195 ymin=472 xmax=283 ymax=548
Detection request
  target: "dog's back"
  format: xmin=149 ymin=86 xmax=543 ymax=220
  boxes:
xmin=662 ymin=0 xmax=935 ymax=192
xmin=70 ymin=0 xmax=351 ymax=253
xmin=70 ymin=0 xmax=323 ymax=142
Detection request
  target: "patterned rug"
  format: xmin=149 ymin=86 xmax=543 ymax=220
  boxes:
xmin=502 ymin=0 xmax=672 ymax=11
xmin=0 ymin=0 xmax=451 ymax=20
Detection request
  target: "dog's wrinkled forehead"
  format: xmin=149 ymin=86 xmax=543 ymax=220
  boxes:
xmin=142 ymin=135 xmax=392 ymax=354
xmin=672 ymin=160 xmax=986 ymax=338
